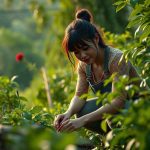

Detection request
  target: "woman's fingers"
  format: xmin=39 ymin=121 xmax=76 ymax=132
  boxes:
xmin=59 ymin=121 xmax=72 ymax=131
xmin=63 ymin=125 xmax=75 ymax=132
xmin=60 ymin=119 xmax=70 ymax=129
xmin=54 ymin=115 xmax=63 ymax=128
xmin=54 ymin=114 xmax=70 ymax=131
xmin=61 ymin=116 xmax=69 ymax=123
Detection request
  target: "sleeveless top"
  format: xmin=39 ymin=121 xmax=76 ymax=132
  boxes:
xmin=75 ymin=45 xmax=141 ymax=98
xmin=86 ymin=46 xmax=112 ymax=94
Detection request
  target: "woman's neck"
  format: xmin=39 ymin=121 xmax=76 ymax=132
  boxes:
xmin=94 ymin=47 xmax=104 ymax=68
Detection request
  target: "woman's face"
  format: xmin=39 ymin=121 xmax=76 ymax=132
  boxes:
xmin=73 ymin=40 xmax=99 ymax=64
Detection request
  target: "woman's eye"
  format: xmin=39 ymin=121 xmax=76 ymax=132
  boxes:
xmin=82 ymin=46 xmax=89 ymax=51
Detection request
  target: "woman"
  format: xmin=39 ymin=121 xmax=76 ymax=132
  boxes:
xmin=54 ymin=9 xmax=141 ymax=133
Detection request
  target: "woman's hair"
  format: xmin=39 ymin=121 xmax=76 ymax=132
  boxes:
xmin=62 ymin=8 xmax=106 ymax=65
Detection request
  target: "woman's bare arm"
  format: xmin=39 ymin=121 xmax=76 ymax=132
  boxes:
xmin=80 ymin=54 xmax=130 ymax=124
xmin=65 ymin=96 xmax=86 ymax=117
xmin=65 ymin=62 xmax=89 ymax=117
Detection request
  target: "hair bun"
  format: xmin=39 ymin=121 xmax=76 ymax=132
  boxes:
xmin=75 ymin=9 xmax=93 ymax=23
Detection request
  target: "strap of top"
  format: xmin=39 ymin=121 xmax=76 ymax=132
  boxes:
xmin=85 ymin=46 xmax=110 ymax=81
xmin=85 ymin=64 xmax=92 ymax=82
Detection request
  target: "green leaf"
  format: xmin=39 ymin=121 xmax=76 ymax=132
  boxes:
xmin=134 ymin=25 xmax=141 ymax=37
xmin=42 ymin=113 xmax=53 ymax=119
xmin=145 ymin=0 xmax=150 ymax=7
xmin=79 ymin=93 xmax=88 ymax=100
xmin=30 ymin=106 xmax=43 ymax=113
xmin=113 ymin=1 xmax=125 ymax=6
xmin=116 ymin=2 xmax=127 ymax=12
xmin=104 ymin=73 xmax=117 ymax=86
xmin=23 ymin=112 xmax=32 ymax=120
xmin=19 ymin=96 xmax=28 ymax=102
xmin=34 ymin=114 xmax=42 ymax=121
xmin=101 ymin=119 xmax=107 ymax=132
xmin=140 ymin=25 xmax=150 ymax=42
xmin=128 ymin=4 xmax=143 ymax=20
xmin=127 ymin=16 xmax=142 ymax=28
xmin=11 ymin=75 xmax=18 ymax=82
xmin=14 ymin=108 xmax=22 ymax=114
xmin=140 ymin=22 xmax=149 ymax=31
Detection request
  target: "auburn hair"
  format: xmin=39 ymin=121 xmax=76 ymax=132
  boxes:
xmin=62 ymin=8 xmax=106 ymax=66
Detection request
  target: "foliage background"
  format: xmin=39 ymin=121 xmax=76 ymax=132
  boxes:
xmin=0 ymin=0 xmax=150 ymax=149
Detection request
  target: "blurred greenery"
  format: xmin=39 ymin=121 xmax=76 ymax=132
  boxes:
xmin=0 ymin=0 xmax=131 ymax=89
xmin=0 ymin=0 xmax=150 ymax=149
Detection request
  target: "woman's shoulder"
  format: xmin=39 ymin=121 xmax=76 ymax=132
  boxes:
xmin=109 ymin=46 xmax=123 ymax=56
xmin=108 ymin=46 xmax=123 ymax=68
xmin=108 ymin=46 xmax=132 ymax=74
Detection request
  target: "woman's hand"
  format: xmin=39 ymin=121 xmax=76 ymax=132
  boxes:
xmin=58 ymin=117 xmax=85 ymax=132
xmin=54 ymin=112 xmax=71 ymax=131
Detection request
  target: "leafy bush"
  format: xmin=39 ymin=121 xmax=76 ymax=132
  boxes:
xmin=100 ymin=0 xmax=150 ymax=149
